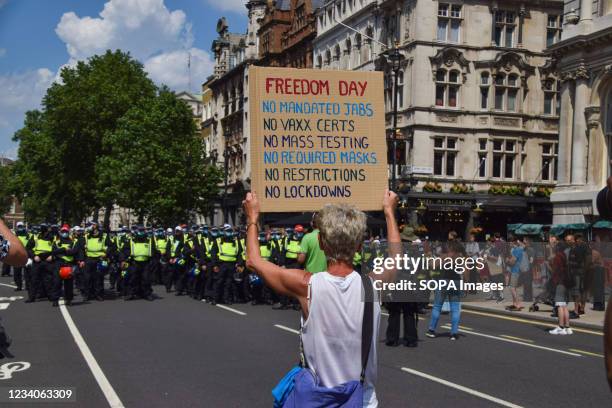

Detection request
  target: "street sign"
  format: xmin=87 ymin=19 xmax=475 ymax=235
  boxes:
xmin=403 ymin=165 xmax=433 ymax=176
xmin=249 ymin=66 xmax=387 ymax=212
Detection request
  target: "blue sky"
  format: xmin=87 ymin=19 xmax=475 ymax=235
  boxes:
xmin=0 ymin=0 xmax=248 ymax=158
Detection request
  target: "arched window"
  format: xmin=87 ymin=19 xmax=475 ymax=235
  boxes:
xmin=316 ymin=54 xmax=323 ymax=69
xmin=354 ymin=33 xmax=362 ymax=66
xmin=543 ymin=79 xmax=560 ymax=116
xmin=345 ymin=38 xmax=352 ymax=70
xmin=365 ymin=26 xmax=374 ymax=61
xmin=325 ymin=49 xmax=331 ymax=66
xmin=334 ymin=44 xmax=341 ymax=69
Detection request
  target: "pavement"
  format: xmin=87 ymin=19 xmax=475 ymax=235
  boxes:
xmin=0 ymin=275 xmax=609 ymax=407
xmin=461 ymin=284 xmax=607 ymax=330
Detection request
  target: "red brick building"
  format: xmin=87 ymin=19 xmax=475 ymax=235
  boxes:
xmin=258 ymin=0 xmax=322 ymax=68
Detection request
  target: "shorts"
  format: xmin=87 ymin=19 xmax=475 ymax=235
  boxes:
xmin=509 ymin=273 xmax=520 ymax=288
xmin=554 ymin=284 xmax=568 ymax=306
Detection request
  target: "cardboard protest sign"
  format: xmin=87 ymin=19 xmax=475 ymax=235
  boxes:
xmin=249 ymin=66 xmax=387 ymax=212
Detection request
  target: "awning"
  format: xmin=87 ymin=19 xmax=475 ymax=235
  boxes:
xmin=549 ymin=223 xmax=590 ymax=236
xmin=507 ymin=224 xmax=522 ymax=232
xmin=592 ymin=220 xmax=612 ymax=229
xmin=514 ymin=224 xmax=544 ymax=235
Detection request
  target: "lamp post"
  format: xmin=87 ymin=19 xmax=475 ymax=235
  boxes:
xmin=387 ymin=43 xmax=403 ymax=191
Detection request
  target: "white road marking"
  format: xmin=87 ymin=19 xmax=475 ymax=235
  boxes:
xmin=274 ymin=324 xmax=300 ymax=335
xmin=0 ymin=362 xmax=31 ymax=380
xmin=0 ymin=282 xmax=17 ymax=289
xmin=0 ymin=303 xmax=9 ymax=310
xmin=58 ymin=300 xmax=124 ymax=408
xmin=215 ymin=304 xmax=247 ymax=316
xmin=440 ymin=325 xmax=581 ymax=357
xmin=401 ymin=367 xmax=523 ymax=408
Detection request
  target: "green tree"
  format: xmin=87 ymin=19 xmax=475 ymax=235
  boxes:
xmin=11 ymin=110 xmax=64 ymax=222
xmin=0 ymin=164 xmax=13 ymax=216
xmin=42 ymin=50 xmax=157 ymax=225
xmin=98 ymin=87 xmax=222 ymax=225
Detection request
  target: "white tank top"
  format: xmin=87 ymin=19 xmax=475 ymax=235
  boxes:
xmin=301 ymin=271 xmax=380 ymax=407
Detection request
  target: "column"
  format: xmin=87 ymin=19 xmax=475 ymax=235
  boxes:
xmin=518 ymin=5 xmax=526 ymax=47
xmin=571 ymin=71 xmax=590 ymax=185
xmin=557 ymin=79 xmax=574 ymax=185
xmin=580 ymin=0 xmax=593 ymax=22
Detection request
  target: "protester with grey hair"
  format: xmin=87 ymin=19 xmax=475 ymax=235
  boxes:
xmin=244 ymin=190 xmax=400 ymax=408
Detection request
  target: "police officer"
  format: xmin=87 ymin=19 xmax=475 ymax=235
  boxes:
xmin=165 ymin=226 xmax=187 ymax=294
xmin=203 ymin=227 xmax=220 ymax=302
xmin=248 ymin=231 xmax=276 ymax=305
xmin=214 ymin=225 xmax=240 ymax=305
xmin=25 ymin=223 xmax=55 ymax=303
xmin=276 ymin=225 xmax=304 ymax=310
xmin=12 ymin=222 xmax=29 ymax=291
xmin=80 ymin=222 xmax=109 ymax=301
xmin=153 ymin=228 xmax=168 ymax=286
xmin=122 ymin=225 xmax=155 ymax=301
xmin=196 ymin=225 xmax=216 ymax=301
xmin=52 ymin=224 xmax=80 ymax=306
xmin=184 ymin=226 xmax=202 ymax=298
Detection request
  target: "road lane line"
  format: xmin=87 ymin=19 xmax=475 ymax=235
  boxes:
xmin=499 ymin=335 xmax=534 ymax=343
xmin=445 ymin=326 xmax=581 ymax=357
xmin=569 ymin=348 xmax=604 ymax=358
xmin=462 ymin=310 xmax=602 ymax=336
xmin=274 ymin=324 xmax=300 ymax=335
xmin=400 ymin=367 xmax=523 ymax=408
xmin=58 ymin=300 xmax=124 ymax=408
xmin=0 ymin=282 xmax=17 ymax=289
xmin=215 ymin=304 xmax=247 ymax=316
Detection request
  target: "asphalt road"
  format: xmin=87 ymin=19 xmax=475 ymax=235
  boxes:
xmin=0 ymin=275 xmax=608 ymax=408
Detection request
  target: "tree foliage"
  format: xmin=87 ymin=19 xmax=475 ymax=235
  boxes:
xmin=11 ymin=50 xmax=221 ymax=226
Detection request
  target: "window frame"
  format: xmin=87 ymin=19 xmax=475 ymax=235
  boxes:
xmin=435 ymin=68 xmax=461 ymax=108
xmin=494 ymin=10 xmax=517 ymax=48
xmin=433 ymin=136 xmax=459 ymax=177
xmin=437 ymin=3 xmax=463 ymax=43
xmin=491 ymin=138 xmax=518 ymax=180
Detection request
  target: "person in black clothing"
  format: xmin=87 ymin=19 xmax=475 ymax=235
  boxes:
xmin=165 ymin=226 xmax=187 ymax=294
xmin=12 ymin=223 xmax=30 ymax=291
xmin=52 ymin=225 xmax=80 ymax=306
xmin=184 ymin=226 xmax=202 ymax=298
xmin=25 ymin=223 xmax=56 ymax=303
xmin=203 ymin=227 xmax=220 ymax=302
xmin=120 ymin=225 xmax=156 ymax=301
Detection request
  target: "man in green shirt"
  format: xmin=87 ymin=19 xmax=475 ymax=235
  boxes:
xmin=298 ymin=213 xmax=327 ymax=273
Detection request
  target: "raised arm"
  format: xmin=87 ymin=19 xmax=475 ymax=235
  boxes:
xmin=370 ymin=189 xmax=400 ymax=284
xmin=0 ymin=219 xmax=27 ymax=267
xmin=243 ymin=192 xmax=309 ymax=302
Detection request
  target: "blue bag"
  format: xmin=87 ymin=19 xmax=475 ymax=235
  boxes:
xmin=272 ymin=274 xmax=374 ymax=408
xmin=272 ymin=365 xmax=302 ymax=408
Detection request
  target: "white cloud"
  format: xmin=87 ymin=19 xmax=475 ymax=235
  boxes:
xmin=145 ymin=47 xmax=214 ymax=91
xmin=204 ymin=0 xmax=246 ymax=13
xmin=0 ymin=69 xmax=55 ymax=158
xmin=0 ymin=49 xmax=6 ymax=58
xmin=56 ymin=0 xmax=191 ymax=62
xmin=1 ymin=0 xmax=217 ymax=157
xmin=0 ymin=0 xmax=7 ymax=10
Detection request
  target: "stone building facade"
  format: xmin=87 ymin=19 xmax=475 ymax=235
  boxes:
xmin=204 ymin=1 xmax=267 ymax=225
xmin=548 ymin=0 xmax=612 ymax=223
xmin=258 ymin=0 xmax=323 ymax=68
xmin=314 ymin=0 xmax=564 ymax=238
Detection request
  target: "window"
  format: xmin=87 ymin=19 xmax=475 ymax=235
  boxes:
xmin=324 ymin=50 xmax=331 ymax=66
xmin=546 ymin=15 xmax=562 ymax=47
xmin=316 ymin=55 xmax=322 ymax=69
xmin=494 ymin=74 xmax=520 ymax=112
xmin=492 ymin=140 xmax=517 ymax=179
xmin=437 ymin=3 xmax=462 ymax=43
xmin=495 ymin=10 xmax=516 ymax=47
xmin=435 ymin=69 xmax=461 ymax=107
xmin=433 ymin=137 xmax=458 ymax=176
xmin=478 ymin=139 xmax=488 ymax=177
xmin=543 ymin=79 xmax=560 ymax=116
xmin=541 ymin=143 xmax=558 ymax=181
xmin=262 ymin=32 xmax=270 ymax=53
xmin=480 ymin=72 xmax=490 ymax=109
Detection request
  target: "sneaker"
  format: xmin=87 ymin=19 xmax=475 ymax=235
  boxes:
xmin=425 ymin=330 xmax=436 ymax=338
xmin=564 ymin=327 xmax=573 ymax=335
xmin=450 ymin=334 xmax=458 ymax=341
xmin=548 ymin=326 xmax=567 ymax=335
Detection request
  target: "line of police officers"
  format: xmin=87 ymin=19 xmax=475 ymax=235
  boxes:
xmin=5 ymin=221 xmax=310 ymax=308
